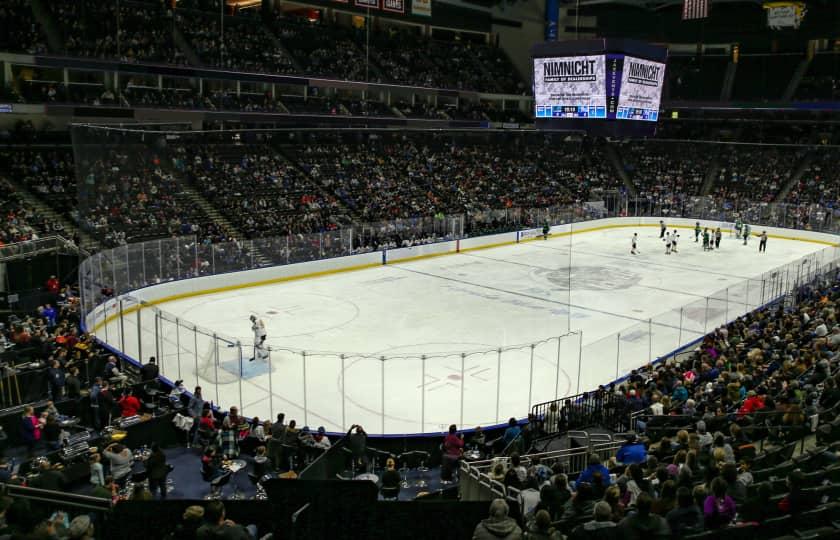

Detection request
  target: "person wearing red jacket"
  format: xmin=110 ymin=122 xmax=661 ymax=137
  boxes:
xmin=737 ymin=390 xmax=765 ymax=418
xmin=118 ymin=389 xmax=141 ymax=418
xmin=46 ymin=275 xmax=60 ymax=295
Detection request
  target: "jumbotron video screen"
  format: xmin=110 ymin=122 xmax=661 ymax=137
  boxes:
xmin=532 ymin=39 xmax=667 ymax=135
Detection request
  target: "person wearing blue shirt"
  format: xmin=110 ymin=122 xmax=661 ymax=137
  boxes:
xmin=503 ymin=418 xmax=521 ymax=447
xmin=671 ymin=381 xmax=688 ymax=402
xmin=575 ymin=453 xmax=611 ymax=490
xmin=616 ymin=434 xmax=647 ymax=465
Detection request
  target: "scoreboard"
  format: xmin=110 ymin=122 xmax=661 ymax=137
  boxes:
xmin=532 ymin=39 xmax=667 ymax=136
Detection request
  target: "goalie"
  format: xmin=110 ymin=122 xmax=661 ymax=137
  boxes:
xmin=249 ymin=314 xmax=269 ymax=362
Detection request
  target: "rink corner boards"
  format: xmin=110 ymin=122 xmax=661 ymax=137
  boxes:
xmin=90 ymin=221 xmax=840 ymax=333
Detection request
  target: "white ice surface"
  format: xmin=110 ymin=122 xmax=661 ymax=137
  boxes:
xmin=99 ymin=228 xmax=826 ymax=434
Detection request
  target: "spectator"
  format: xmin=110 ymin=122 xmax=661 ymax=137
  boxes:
xmin=576 ymin=453 xmax=611 ymax=490
xmin=20 ymin=405 xmax=40 ymax=457
xmin=568 ymin=501 xmax=617 ymax=540
xmin=560 ymin=482 xmax=597 ymax=522
xmin=103 ymin=355 xmax=128 ymax=385
xmin=65 ymin=366 xmax=81 ymax=400
xmin=103 ymin=443 xmax=133 ymax=485
xmin=523 ymin=509 xmax=562 ymax=540
xmin=141 ymin=357 xmax=159 ymax=382
xmin=738 ymin=481 xmax=773 ymax=523
xmin=503 ymin=418 xmax=521 ymax=447
xmin=168 ymin=505 xmax=205 ymax=540
xmin=778 ymin=470 xmax=818 ymax=515
xmin=381 ymin=457 xmax=401 ymax=492
xmin=216 ymin=417 xmax=239 ymax=459
xmin=197 ymin=501 xmax=257 ymax=540
xmin=89 ymin=453 xmax=105 ymax=487
xmin=616 ymin=433 xmax=647 ymax=465
xmin=46 ymin=275 xmax=59 ymax=295
xmin=618 ymin=492 xmax=670 ymax=540
xmin=42 ymin=414 xmax=62 ymax=451
xmin=472 ymin=498 xmax=521 ymax=540
xmin=703 ymin=477 xmax=736 ymax=529
xmin=46 ymin=359 xmax=65 ymax=399
xmin=312 ymin=426 xmax=331 ymax=450
xmin=118 ymin=388 xmax=141 ymax=418
xmin=67 ymin=515 xmax=94 ymax=540
xmin=146 ymin=442 xmax=168 ymax=499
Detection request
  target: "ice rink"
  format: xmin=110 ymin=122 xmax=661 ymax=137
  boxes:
xmin=98 ymin=226 xmax=828 ymax=434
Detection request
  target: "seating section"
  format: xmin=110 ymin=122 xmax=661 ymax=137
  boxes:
xmin=785 ymin=149 xmax=840 ymax=206
xmin=617 ymin=142 xmax=711 ymax=199
xmin=0 ymin=178 xmax=46 ymax=245
xmin=462 ymin=266 xmax=840 ymax=538
xmin=797 ymin=52 xmax=840 ymax=101
xmin=0 ymin=0 xmax=48 ymax=55
xmin=181 ymin=144 xmax=347 ymax=239
xmin=711 ymin=145 xmax=805 ymax=203
xmin=732 ymin=55 xmax=801 ymax=101
xmin=75 ymin=146 xmax=218 ymax=247
xmin=52 ymin=0 xmax=183 ymax=63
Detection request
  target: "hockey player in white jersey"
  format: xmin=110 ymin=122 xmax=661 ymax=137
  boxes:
xmin=631 ymin=233 xmax=639 ymax=255
xmin=249 ymin=314 xmax=268 ymax=362
xmin=664 ymin=232 xmax=672 ymax=255
xmin=671 ymin=229 xmax=680 ymax=253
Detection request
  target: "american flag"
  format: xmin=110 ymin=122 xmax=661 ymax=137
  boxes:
xmin=682 ymin=0 xmax=710 ymax=20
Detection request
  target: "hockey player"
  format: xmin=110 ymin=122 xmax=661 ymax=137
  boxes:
xmin=759 ymin=231 xmax=768 ymax=253
xmin=664 ymin=231 xmax=672 ymax=255
xmin=542 ymin=222 xmax=550 ymax=241
xmin=659 ymin=220 xmax=666 ymax=239
xmin=702 ymin=228 xmax=711 ymax=251
xmin=735 ymin=217 xmax=743 ymax=239
xmin=694 ymin=222 xmax=701 ymax=242
xmin=671 ymin=230 xmax=680 ymax=253
xmin=742 ymin=224 xmax=751 ymax=246
xmin=631 ymin=233 xmax=639 ymax=255
xmin=714 ymin=228 xmax=722 ymax=249
xmin=249 ymin=315 xmax=268 ymax=362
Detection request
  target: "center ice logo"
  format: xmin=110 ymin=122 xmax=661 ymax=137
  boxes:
xmin=535 ymin=265 xmax=640 ymax=291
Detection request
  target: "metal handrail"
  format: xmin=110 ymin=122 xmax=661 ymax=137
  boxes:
xmin=2 ymin=483 xmax=112 ymax=512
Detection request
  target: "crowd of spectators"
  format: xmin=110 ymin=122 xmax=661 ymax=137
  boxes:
xmin=785 ymin=149 xmax=840 ymax=207
xmin=52 ymin=0 xmax=184 ymax=64
xmin=618 ymin=142 xmax=710 ymax=201
xmin=76 ymin=147 xmax=217 ymax=247
xmin=179 ymin=144 xmax=347 ymax=239
xmin=0 ymin=178 xmax=49 ymax=246
xmin=0 ymin=0 xmax=48 ymax=55
xmin=176 ymin=11 xmax=295 ymax=75
xmin=473 ymin=266 xmax=840 ymax=538
xmin=711 ymin=145 xmax=804 ymax=204
xmin=4 ymin=149 xmax=76 ymax=225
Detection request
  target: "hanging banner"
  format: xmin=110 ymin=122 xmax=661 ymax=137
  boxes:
xmin=355 ymin=0 xmax=379 ymax=8
xmin=764 ymin=2 xmax=807 ymax=29
xmin=383 ymin=0 xmax=405 ymax=13
xmin=412 ymin=0 xmax=432 ymax=17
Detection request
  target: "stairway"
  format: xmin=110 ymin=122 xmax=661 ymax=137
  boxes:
xmin=3 ymin=175 xmax=98 ymax=252
xmin=774 ymin=150 xmax=816 ymax=203
xmin=783 ymin=57 xmax=812 ymax=102
xmin=271 ymin=143 xmax=355 ymax=225
xmin=172 ymin=23 xmax=204 ymax=67
xmin=605 ymin=144 xmax=637 ymax=198
xmin=720 ymin=61 xmax=737 ymax=102
xmin=260 ymin=26 xmax=304 ymax=74
xmin=699 ymin=155 xmax=722 ymax=196
xmin=29 ymin=0 xmax=64 ymax=54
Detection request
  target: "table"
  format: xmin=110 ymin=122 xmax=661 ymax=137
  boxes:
xmin=354 ymin=473 xmax=379 ymax=484
xmin=225 ymin=459 xmax=247 ymax=499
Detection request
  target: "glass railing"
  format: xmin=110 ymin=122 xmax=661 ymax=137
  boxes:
xmin=78 ymin=201 xmax=840 ymax=434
